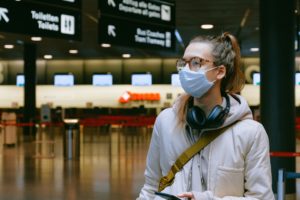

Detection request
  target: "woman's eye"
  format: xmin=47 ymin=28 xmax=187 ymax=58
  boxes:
xmin=191 ymin=60 xmax=200 ymax=67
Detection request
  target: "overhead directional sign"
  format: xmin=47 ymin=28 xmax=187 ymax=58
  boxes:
xmin=108 ymin=0 xmax=116 ymax=7
xmin=99 ymin=0 xmax=175 ymax=27
xmin=99 ymin=16 xmax=175 ymax=50
xmin=0 ymin=7 xmax=9 ymax=23
xmin=108 ymin=25 xmax=116 ymax=37
xmin=0 ymin=1 xmax=81 ymax=40
xmin=98 ymin=0 xmax=175 ymax=50
xmin=26 ymin=0 xmax=82 ymax=9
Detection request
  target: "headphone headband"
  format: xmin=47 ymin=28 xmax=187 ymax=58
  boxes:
xmin=188 ymin=93 xmax=230 ymax=112
xmin=223 ymin=94 xmax=230 ymax=115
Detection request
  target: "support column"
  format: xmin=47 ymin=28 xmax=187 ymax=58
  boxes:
xmin=23 ymin=43 xmax=37 ymax=141
xmin=260 ymin=0 xmax=295 ymax=197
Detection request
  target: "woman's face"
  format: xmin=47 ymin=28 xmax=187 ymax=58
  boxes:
xmin=183 ymin=42 xmax=219 ymax=82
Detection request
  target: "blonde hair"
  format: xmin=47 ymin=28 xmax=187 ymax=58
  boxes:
xmin=177 ymin=32 xmax=245 ymax=125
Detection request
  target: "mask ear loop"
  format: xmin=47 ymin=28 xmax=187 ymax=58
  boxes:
xmin=205 ymin=66 xmax=223 ymax=84
xmin=211 ymin=64 xmax=227 ymax=77
xmin=204 ymin=66 xmax=219 ymax=73
xmin=204 ymin=67 xmax=218 ymax=84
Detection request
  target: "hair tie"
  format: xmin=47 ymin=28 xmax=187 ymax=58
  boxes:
xmin=221 ymin=32 xmax=230 ymax=42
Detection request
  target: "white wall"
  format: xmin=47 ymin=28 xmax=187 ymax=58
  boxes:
xmin=1 ymin=84 xmax=300 ymax=109
xmin=0 ymin=85 xmax=183 ymax=108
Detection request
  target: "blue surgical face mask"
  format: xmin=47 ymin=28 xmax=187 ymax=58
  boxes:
xmin=179 ymin=66 xmax=217 ymax=98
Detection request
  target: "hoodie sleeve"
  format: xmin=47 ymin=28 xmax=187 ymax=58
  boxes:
xmin=191 ymin=123 xmax=275 ymax=200
xmin=137 ymin=119 xmax=162 ymax=200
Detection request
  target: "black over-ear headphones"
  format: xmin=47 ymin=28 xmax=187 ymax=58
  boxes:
xmin=186 ymin=94 xmax=230 ymax=130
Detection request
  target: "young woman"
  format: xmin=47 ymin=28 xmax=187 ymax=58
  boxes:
xmin=137 ymin=32 xmax=274 ymax=200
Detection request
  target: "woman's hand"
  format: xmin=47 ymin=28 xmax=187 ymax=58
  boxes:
xmin=177 ymin=192 xmax=195 ymax=200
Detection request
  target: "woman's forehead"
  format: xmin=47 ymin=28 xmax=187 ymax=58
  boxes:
xmin=183 ymin=42 xmax=213 ymax=59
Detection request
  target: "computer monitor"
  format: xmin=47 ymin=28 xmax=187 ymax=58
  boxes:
xmin=54 ymin=73 xmax=74 ymax=86
xmin=296 ymin=73 xmax=300 ymax=85
xmin=252 ymin=72 xmax=260 ymax=86
xmin=253 ymin=73 xmax=300 ymax=85
xmin=92 ymin=74 xmax=113 ymax=86
xmin=131 ymin=73 xmax=152 ymax=86
xmin=16 ymin=74 xmax=25 ymax=86
xmin=171 ymin=73 xmax=181 ymax=87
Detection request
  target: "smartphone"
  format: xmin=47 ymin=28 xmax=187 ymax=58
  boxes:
xmin=154 ymin=192 xmax=181 ymax=200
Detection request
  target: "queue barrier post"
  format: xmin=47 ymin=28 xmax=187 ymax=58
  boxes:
xmin=271 ymin=152 xmax=300 ymax=200
xmin=63 ymin=119 xmax=80 ymax=160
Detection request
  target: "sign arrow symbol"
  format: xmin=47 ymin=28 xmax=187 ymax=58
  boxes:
xmin=108 ymin=0 xmax=116 ymax=7
xmin=0 ymin=7 xmax=9 ymax=23
xmin=108 ymin=25 xmax=116 ymax=37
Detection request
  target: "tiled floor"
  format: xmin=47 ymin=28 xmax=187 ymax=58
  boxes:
xmin=0 ymin=126 xmax=151 ymax=200
xmin=1 ymin=125 xmax=300 ymax=200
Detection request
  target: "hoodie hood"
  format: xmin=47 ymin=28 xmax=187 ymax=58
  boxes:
xmin=221 ymin=94 xmax=253 ymax=127
xmin=172 ymin=93 xmax=253 ymax=130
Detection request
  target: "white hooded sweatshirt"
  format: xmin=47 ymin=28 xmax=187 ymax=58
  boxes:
xmin=137 ymin=94 xmax=275 ymax=200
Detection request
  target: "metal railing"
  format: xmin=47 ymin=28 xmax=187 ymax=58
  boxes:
xmin=277 ymin=169 xmax=300 ymax=200
xmin=271 ymin=152 xmax=300 ymax=200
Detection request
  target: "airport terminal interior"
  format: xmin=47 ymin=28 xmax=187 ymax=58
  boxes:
xmin=0 ymin=0 xmax=300 ymax=199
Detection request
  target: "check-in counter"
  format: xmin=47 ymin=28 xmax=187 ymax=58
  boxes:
xmin=0 ymin=84 xmax=299 ymax=109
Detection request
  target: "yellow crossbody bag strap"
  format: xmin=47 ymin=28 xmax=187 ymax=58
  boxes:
xmin=158 ymin=123 xmax=235 ymax=192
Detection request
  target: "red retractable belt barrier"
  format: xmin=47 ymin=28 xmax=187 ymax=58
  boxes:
xmin=270 ymin=152 xmax=300 ymax=157
xmin=295 ymin=117 xmax=300 ymax=131
xmin=0 ymin=115 xmax=157 ymax=128
xmin=0 ymin=122 xmax=35 ymax=127
xmin=79 ymin=115 xmax=156 ymax=127
xmin=39 ymin=122 xmax=64 ymax=127
xmin=0 ymin=122 xmax=64 ymax=127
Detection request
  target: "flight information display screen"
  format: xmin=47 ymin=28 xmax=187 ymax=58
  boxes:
xmin=16 ymin=74 xmax=25 ymax=86
xmin=296 ymin=73 xmax=300 ymax=85
xmin=171 ymin=73 xmax=181 ymax=87
xmin=253 ymin=73 xmax=300 ymax=85
xmin=131 ymin=74 xmax=152 ymax=86
xmin=92 ymin=74 xmax=113 ymax=86
xmin=54 ymin=74 xmax=74 ymax=86
xmin=252 ymin=73 xmax=260 ymax=86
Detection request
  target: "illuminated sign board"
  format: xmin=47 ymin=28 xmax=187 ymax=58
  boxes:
xmin=131 ymin=73 xmax=152 ymax=86
xmin=99 ymin=16 xmax=175 ymax=50
xmin=54 ymin=74 xmax=74 ymax=86
xmin=16 ymin=74 xmax=25 ymax=87
xmin=99 ymin=0 xmax=175 ymax=26
xmin=252 ymin=73 xmax=260 ymax=86
xmin=253 ymin=73 xmax=300 ymax=86
xmin=171 ymin=73 xmax=181 ymax=87
xmin=98 ymin=0 xmax=175 ymax=50
xmin=296 ymin=73 xmax=300 ymax=85
xmin=0 ymin=1 xmax=81 ymax=40
xmin=92 ymin=74 xmax=113 ymax=86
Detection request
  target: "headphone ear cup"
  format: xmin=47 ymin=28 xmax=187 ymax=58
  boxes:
xmin=186 ymin=106 xmax=206 ymax=130
xmin=206 ymin=105 xmax=226 ymax=128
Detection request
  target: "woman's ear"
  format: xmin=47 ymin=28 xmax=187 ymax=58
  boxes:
xmin=216 ymin=65 xmax=226 ymax=80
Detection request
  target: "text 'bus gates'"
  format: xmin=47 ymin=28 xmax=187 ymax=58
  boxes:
xmin=0 ymin=0 xmax=81 ymax=41
xmin=99 ymin=0 xmax=176 ymax=50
